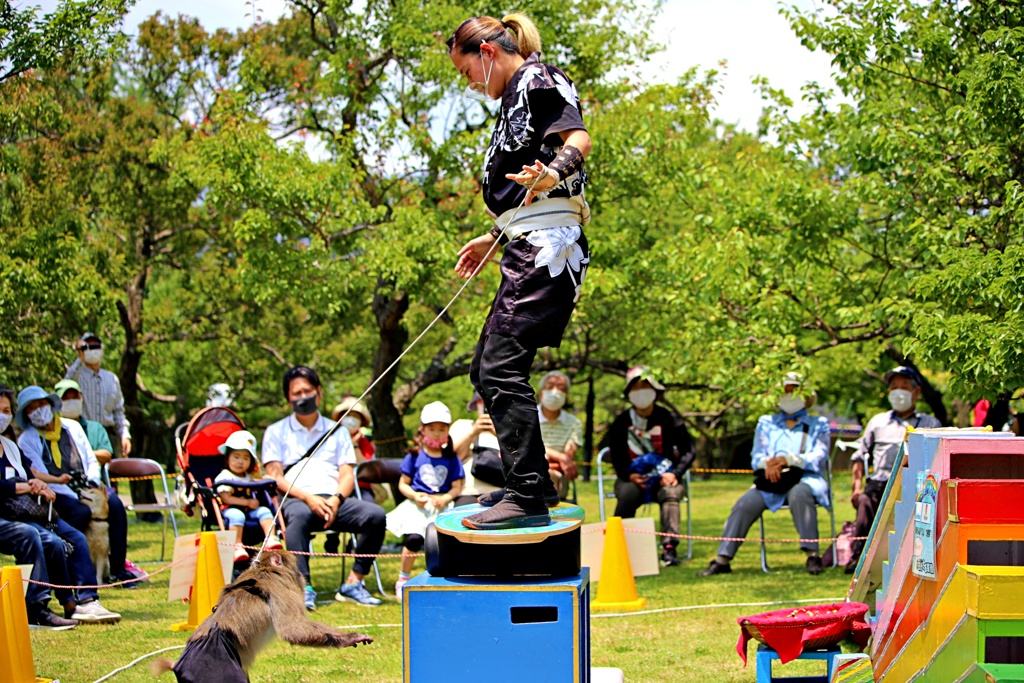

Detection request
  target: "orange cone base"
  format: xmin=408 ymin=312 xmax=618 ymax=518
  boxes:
xmin=592 ymin=596 xmax=647 ymax=611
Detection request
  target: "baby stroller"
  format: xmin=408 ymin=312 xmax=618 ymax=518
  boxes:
xmin=174 ymin=406 xmax=283 ymax=564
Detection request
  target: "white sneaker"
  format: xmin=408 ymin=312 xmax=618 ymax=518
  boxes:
xmin=395 ymin=577 xmax=409 ymax=601
xmin=71 ymin=600 xmax=121 ymax=624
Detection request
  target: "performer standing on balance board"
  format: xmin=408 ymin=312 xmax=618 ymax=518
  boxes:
xmin=449 ymin=13 xmax=592 ymax=530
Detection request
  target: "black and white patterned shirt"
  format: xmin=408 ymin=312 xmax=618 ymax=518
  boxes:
xmin=483 ymin=53 xmax=588 ymax=216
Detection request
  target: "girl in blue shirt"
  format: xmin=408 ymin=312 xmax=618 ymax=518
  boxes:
xmin=386 ymin=402 xmax=464 ymax=599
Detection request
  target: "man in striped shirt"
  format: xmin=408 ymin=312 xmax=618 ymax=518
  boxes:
xmin=536 ymin=371 xmax=582 ymax=499
xmin=65 ymin=333 xmax=131 ymax=458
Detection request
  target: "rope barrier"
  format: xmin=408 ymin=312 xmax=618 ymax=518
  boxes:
xmin=229 ymin=542 xmax=422 ymax=559
xmin=24 ymin=548 xmax=201 ymax=590
xmin=625 ymin=527 xmax=867 ymax=545
xmin=108 ymin=474 xmax=165 ymax=482
xmin=591 ymin=596 xmax=848 ymax=619
xmin=0 ymin=580 xmax=7 ymax=594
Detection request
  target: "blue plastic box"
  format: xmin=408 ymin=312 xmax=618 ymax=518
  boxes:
xmin=403 ymin=569 xmax=591 ymax=683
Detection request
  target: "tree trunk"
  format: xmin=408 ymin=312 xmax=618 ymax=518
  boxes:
xmin=116 ymin=269 xmax=159 ymax=512
xmin=368 ymin=282 xmax=410 ymax=460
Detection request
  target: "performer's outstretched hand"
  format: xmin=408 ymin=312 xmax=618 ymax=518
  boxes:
xmin=506 ymin=160 xmax=559 ymax=205
xmin=455 ymin=234 xmax=499 ymax=279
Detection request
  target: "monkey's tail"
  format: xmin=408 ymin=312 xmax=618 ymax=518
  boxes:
xmin=149 ymin=658 xmax=175 ymax=677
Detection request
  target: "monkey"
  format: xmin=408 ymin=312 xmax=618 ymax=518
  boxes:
xmin=153 ymin=550 xmax=372 ymax=682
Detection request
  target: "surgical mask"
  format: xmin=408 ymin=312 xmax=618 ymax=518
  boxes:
xmin=889 ymin=389 xmax=915 ymax=413
xmin=83 ymin=349 xmax=103 ymax=365
xmin=0 ymin=413 xmax=11 ymax=433
xmin=629 ymin=388 xmax=657 ymax=410
xmin=541 ymin=390 xmax=566 ymax=411
xmin=341 ymin=415 xmax=362 ymax=433
xmin=61 ymin=399 xmax=83 ymax=419
xmin=291 ymin=395 xmax=319 ymax=416
xmin=423 ymin=435 xmax=447 ymax=450
xmin=29 ymin=405 xmax=53 ymax=428
xmin=463 ymin=48 xmax=496 ymax=102
xmin=778 ymin=394 xmax=805 ymax=415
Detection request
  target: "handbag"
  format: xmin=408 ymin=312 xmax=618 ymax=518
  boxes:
xmin=470 ymin=446 xmax=506 ymax=488
xmin=0 ymin=478 xmax=60 ymax=529
xmin=753 ymin=423 xmax=809 ymax=495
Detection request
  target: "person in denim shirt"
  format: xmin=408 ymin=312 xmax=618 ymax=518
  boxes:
xmin=699 ymin=373 xmax=831 ymax=577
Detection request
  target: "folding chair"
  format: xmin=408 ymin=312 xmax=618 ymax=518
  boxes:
xmin=758 ymin=444 xmax=838 ymax=573
xmin=596 ymin=447 xmax=693 ymax=559
xmin=104 ymin=458 xmax=180 ymax=561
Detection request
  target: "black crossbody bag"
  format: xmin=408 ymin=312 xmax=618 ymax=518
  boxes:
xmin=753 ymin=423 xmax=808 ymax=495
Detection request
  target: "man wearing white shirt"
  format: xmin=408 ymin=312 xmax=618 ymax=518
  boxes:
xmin=262 ymin=366 xmax=385 ymax=609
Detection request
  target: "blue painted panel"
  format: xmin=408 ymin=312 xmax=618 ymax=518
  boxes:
xmin=404 ymin=570 xmax=590 ymax=683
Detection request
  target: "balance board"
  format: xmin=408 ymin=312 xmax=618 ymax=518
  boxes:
xmin=426 ymin=504 xmax=584 ymax=578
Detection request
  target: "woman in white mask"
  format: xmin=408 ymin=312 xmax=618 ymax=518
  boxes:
xmin=331 ymin=397 xmax=376 ymax=501
xmin=447 ymin=13 xmax=593 ymax=530
xmin=54 ymin=379 xmax=113 ymax=466
xmin=606 ymin=366 xmax=695 ymax=568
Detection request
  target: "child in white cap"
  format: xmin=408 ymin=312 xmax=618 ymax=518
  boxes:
xmin=386 ymin=401 xmax=464 ymax=599
xmin=215 ymin=430 xmax=283 ymax=562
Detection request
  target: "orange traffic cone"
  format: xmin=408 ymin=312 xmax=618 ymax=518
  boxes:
xmin=592 ymin=516 xmax=646 ymax=611
xmin=171 ymin=532 xmax=225 ymax=632
xmin=0 ymin=565 xmax=53 ymax=683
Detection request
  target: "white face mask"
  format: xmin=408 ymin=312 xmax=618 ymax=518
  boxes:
xmin=463 ymin=47 xmax=496 ymax=102
xmin=0 ymin=413 xmax=11 ymax=434
xmin=889 ymin=389 xmax=915 ymax=413
xmin=61 ymin=399 xmax=83 ymax=419
xmin=84 ymin=349 xmax=104 ymax=365
xmin=341 ymin=415 xmax=363 ymax=434
xmin=29 ymin=405 xmax=53 ymax=428
xmin=629 ymin=388 xmax=657 ymax=410
xmin=541 ymin=389 xmax=566 ymax=411
xmin=778 ymin=394 xmax=806 ymax=415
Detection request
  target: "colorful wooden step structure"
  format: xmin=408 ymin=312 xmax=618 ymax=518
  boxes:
xmin=847 ymin=428 xmax=1024 ymax=682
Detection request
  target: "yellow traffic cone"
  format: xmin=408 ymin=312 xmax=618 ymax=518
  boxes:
xmin=592 ymin=516 xmax=646 ymax=611
xmin=171 ymin=532 xmax=225 ymax=632
xmin=0 ymin=565 xmax=53 ymax=683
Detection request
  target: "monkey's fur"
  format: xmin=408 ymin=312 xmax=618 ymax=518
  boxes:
xmin=153 ymin=550 xmax=372 ymax=682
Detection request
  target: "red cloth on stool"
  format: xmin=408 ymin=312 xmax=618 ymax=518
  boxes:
xmin=736 ymin=602 xmax=871 ymax=666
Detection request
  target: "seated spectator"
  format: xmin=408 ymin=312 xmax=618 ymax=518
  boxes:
xmin=536 ymin=371 xmax=582 ymax=500
xmin=262 ymin=366 xmax=386 ymax=610
xmin=9 ymin=386 xmax=121 ymax=622
xmin=0 ymin=385 xmax=79 ymax=629
xmin=214 ymin=430 xmax=283 ymax=563
xmin=332 ymin=397 xmax=376 ymax=502
xmin=699 ymin=372 xmax=830 ymax=577
xmin=17 ymin=385 xmax=134 ymax=587
xmin=606 ymin=366 xmax=694 ymax=567
xmin=848 ymin=366 xmax=941 ymax=572
xmin=450 ymin=392 xmax=504 ymax=506
xmin=54 ymin=379 xmax=113 ymax=465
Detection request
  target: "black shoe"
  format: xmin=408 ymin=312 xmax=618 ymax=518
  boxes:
xmin=113 ymin=569 xmax=141 ymax=589
xmin=660 ymin=546 xmax=681 ymax=567
xmin=697 ymin=560 xmax=732 ymax=577
xmin=461 ymin=500 xmax=551 ymax=530
xmin=324 ymin=534 xmax=340 ymax=555
xmin=477 ymin=486 xmax=561 ymax=509
xmin=806 ymin=554 xmax=824 ymax=575
xmin=844 ymin=558 xmax=859 ymax=575
xmin=28 ymin=605 xmax=78 ymax=630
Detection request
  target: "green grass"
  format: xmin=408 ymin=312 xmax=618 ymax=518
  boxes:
xmin=11 ymin=473 xmax=855 ymax=683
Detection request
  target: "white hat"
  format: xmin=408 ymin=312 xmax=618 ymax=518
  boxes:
xmin=218 ymin=429 xmax=258 ymax=457
xmin=781 ymin=372 xmax=804 ymax=388
xmin=420 ymin=401 xmax=452 ymax=426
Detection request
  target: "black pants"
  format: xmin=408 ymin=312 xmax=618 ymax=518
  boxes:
xmin=282 ymin=494 xmax=385 ymax=579
xmin=54 ymin=491 xmax=128 ymax=576
xmin=850 ymin=479 xmax=886 ymax=560
xmin=469 ymin=333 xmax=551 ymax=508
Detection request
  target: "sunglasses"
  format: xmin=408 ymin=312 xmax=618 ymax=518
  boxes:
xmin=80 ymin=343 xmax=102 ymax=350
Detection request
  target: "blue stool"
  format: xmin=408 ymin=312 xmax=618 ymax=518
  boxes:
xmin=755 ymin=643 xmax=842 ymax=683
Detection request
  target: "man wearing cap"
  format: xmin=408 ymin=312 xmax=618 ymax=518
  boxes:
xmin=65 ymin=333 xmax=131 ymax=459
xmin=13 ymin=386 xmax=122 ymax=622
xmin=606 ymin=366 xmax=695 ymax=567
xmin=262 ymin=366 xmax=386 ymax=609
xmin=52 ymin=380 xmax=134 ymax=585
xmin=847 ymin=366 xmax=941 ymax=572
xmin=699 ymin=372 xmax=831 ymax=577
